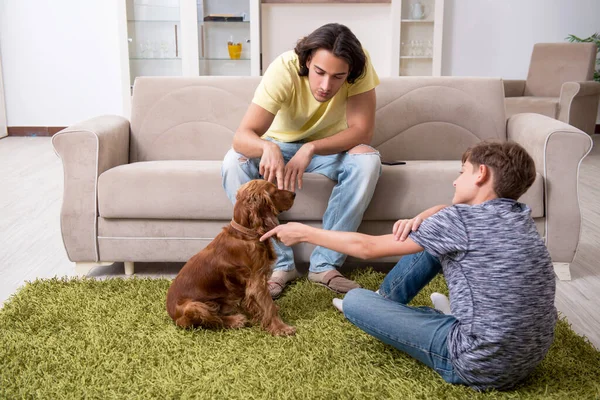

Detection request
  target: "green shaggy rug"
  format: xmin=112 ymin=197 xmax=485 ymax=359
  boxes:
xmin=1 ymin=270 xmax=599 ymax=400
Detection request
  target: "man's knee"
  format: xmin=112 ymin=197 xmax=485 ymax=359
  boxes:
xmin=223 ymin=149 xmax=252 ymax=174
xmin=224 ymin=148 xmax=246 ymax=163
xmin=348 ymin=144 xmax=378 ymax=155
xmin=345 ymin=145 xmax=381 ymax=180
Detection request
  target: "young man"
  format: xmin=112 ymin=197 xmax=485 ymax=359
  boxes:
xmin=222 ymin=23 xmax=381 ymax=298
xmin=261 ymin=141 xmax=557 ymax=391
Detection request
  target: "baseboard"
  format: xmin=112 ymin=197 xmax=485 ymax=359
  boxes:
xmin=7 ymin=124 xmax=599 ymax=135
xmin=7 ymin=126 xmax=66 ymax=137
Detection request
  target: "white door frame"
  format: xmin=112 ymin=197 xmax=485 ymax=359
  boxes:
xmin=250 ymin=0 xmax=261 ymax=76
xmin=0 ymin=49 xmax=7 ymax=138
xmin=117 ymin=0 xmax=131 ymax=120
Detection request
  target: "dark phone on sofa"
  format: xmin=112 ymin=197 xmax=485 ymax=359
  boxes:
xmin=381 ymin=161 xmax=406 ymax=165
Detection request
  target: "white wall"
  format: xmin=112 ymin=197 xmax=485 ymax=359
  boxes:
xmin=442 ymin=0 xmax=600 ymax=78
xmin=0 ymin=0 xmax=125 ymax=126
xmin=0 ymin=52 xmax=7 ymax=137
xmin=0 ymin=0 xmax=599 ymax=126
xmin=261 ymin=3 xmax=393 ymax=77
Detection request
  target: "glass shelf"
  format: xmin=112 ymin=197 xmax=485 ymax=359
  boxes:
xmin=131 ymin=1 xmax=178 ymax=9
xmin=129 ymin=57 xmax=250 ymax=61
xmin=199 ymin=57 xmax=250 ymax=61
xmin=400 ymin=56 xmax=433 ymax=59
xmin=401 ymin=19 xmax=434 ymax=23
xmin=201 ymin=20 xmax=249 ymax=23
xmin=127 ymin=19 xmax=179 ymax=22
xmin=130 ymin=57 xmax=181 ymax=60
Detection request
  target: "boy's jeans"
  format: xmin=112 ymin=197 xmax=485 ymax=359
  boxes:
xmin=221 ymin=138 xmax=381 ymax=273
xmin=343 ymin=251 xmax=466 ymax=385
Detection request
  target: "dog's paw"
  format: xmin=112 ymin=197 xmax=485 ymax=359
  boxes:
xmin=269 ymin=323 xmax=296 ymax=337
xmin=223 ymin=314 xmax=248 ymax=329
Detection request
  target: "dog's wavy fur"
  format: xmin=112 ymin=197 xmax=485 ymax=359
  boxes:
xmin=166 ymin=180 xmax=296 ymax=336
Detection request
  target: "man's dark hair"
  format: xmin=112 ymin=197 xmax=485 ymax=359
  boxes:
xmin=294 ymin=23 xmax=366 ymax=84
xmin=462 ymin=141 xmax=536 ymax=200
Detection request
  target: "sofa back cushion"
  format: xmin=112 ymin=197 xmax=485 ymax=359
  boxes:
xmin=372 ymin=77 xmax=507 ymax=161
xmin=130 ymin=76 xmax=259 ymax=162
xmin=524 ymin=42 xmax=597 ymax=97
xmin=130 ymin=76 xmax=507 ymax=162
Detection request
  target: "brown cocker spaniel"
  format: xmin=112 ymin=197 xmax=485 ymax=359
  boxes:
xmin=166 ymin=179 xmax=296 ymax=336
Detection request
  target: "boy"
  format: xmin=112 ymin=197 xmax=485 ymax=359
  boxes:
xmin=260 ymin=141 xmax=557 ymax=391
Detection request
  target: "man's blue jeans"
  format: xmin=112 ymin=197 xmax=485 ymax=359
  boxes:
xmin=343 ymin=251 xmax=466 ymax=385
xmin=221 ymin=138 xmax=381 ymax=273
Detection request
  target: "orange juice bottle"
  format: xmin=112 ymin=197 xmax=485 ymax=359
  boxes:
xmin=227 ymin=36 xmax=242 ymax=59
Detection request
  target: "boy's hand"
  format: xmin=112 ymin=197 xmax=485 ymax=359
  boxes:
xmin=393 ymin=205 xmax=447 ymax=241
xmin=393 ymin=216 xmax=423 ymax=241
xmin=260 ymin=222 xmax=309 ymax=246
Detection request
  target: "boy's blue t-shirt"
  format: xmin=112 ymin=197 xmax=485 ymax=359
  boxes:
xmin=409 ymin=198 xmax=557 ymax=391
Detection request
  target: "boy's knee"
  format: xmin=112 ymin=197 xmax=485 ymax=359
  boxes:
xmin=343 ymin=288 xmax=374 ymax=315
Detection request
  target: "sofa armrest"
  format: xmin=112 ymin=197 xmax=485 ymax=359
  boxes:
xmin=503 ymin=79 xmax=526 ymax=97
xmin=52 ymin=115 xmax=130 ymax=262
xmin=558 ymin=81 xmax=600 ymax=134
xmin=507 ymin=113 xmax=592 ymax=263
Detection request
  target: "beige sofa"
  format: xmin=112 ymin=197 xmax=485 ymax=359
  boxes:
xmin=53 ymin=76 xmax=592 ymax=280
xmin=504 ymin=43 xmax=600 ymax=135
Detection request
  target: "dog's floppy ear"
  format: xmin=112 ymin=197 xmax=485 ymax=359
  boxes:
xmin=234 ymin=182 xmax=279 ymax=235
xmin=248 ymin=189 xmax=279 ymax=235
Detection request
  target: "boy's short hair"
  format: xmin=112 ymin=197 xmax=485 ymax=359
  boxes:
xmin=294 ymin=23 xmax=366 ymax=84
xmin=462 ymin=141 xmax=536 ymax=200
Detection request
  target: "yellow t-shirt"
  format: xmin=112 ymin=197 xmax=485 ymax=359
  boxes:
xmin=252 ymin=50 xmax=380 ymax=143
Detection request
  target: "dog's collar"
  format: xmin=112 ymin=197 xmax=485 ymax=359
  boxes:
xmin=230 ymin=219 xmax=261 ymax=239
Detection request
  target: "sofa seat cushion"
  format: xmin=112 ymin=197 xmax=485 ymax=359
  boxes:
xmin=366 ymin=161 xmax=544 ymax=219
xmin=98 ymin=161 xmax=232 ymax=220
xmin=98 ymin=160 xmax=544 ymax=220
xmin=504 ymin=96 xmax=559 ymax=119
xmin=97 ymin=160 xmax=338 ymax=220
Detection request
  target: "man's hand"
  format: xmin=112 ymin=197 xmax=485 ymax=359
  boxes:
xmin=283 ymin=144 xmax=314 ymax=191
xmin=392 ymin=216 xmax=423 ymax=242
xmin=260 ymin=222 xmax=310 ymax=246
xmin=259 ymin=142 xmax=285 ymax=189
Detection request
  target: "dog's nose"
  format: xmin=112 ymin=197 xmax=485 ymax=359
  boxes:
xmin=292 ymin=192 xmax=296 ymax=198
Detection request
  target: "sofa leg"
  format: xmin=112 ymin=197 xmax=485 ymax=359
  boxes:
xmin=553 ymin=262 xmax=571 ymax=281
xmin=124 ymin=261 xmax=134 ymax=276
xmin=75 ymin=262 xmax=114 ymax=277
